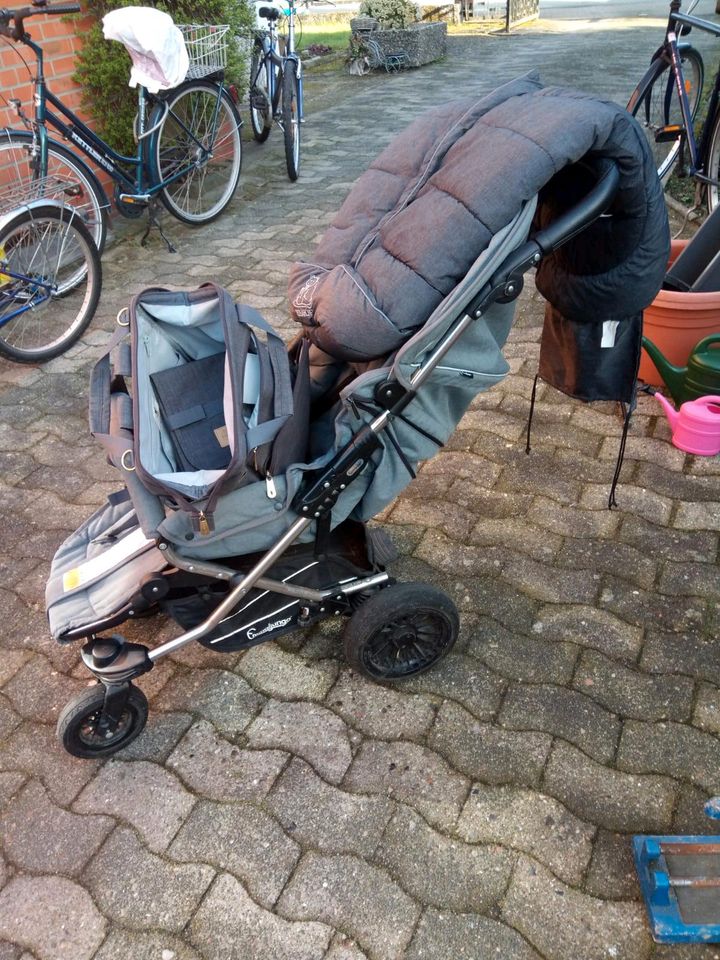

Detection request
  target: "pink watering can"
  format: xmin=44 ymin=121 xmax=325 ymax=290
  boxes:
xmin=654 ymin=392 xmax=720 ymax=456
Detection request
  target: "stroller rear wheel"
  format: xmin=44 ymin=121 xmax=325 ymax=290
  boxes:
xmin=57 ymin=684 xmax=148 ymax=759
xmin=343 ymin=582 xmax=458 ymax=681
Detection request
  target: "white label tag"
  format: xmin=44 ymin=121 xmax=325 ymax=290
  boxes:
xmin=62 ymin=527 xmax=156 ymax=593
xmin=601 ymin=320 xmax=619 ymax=348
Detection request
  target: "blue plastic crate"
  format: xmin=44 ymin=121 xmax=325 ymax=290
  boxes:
xmin=633 ymin=835 xmax=720 ymax=943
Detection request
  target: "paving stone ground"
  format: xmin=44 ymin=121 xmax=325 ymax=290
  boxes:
xmin=0 ymin=4 xmax=719 ymax=959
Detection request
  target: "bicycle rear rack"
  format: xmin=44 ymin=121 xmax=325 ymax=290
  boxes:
xmin=0 ymin=174 xmax=82 ymax=220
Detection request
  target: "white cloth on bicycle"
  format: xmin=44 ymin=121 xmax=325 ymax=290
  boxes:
xmin=103 ymin=7 xmax=189 ymax=93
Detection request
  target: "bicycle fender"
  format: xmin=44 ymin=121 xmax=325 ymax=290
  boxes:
xmin=651 ymin=40 xmax=695 ymax=63
xmin=0 ymin=197 xmax=66 ymax=233
xmin=285 ymin=52 xmax=302 ymax=77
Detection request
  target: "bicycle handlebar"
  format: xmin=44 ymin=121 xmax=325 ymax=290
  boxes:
xmin=41 ymin=3 xmax=81 ymax=12
xmin=0 ymin=1 xmax=80 ymax=40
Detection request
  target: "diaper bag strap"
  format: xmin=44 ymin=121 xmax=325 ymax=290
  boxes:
xmin=87 ymin=319 xmax=166 ymax=536
xmin=89 ymin=322 xmax=134 ymax=465
xmin=235 ymin=303 xmax=293 ymax=474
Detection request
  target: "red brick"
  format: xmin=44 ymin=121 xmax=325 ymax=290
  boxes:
xmin=47 ymin=55 xmax=79 ymax=80
xmin=42 ymin=37 xmax=76 ymax=58
xmin=60 ymin=88 xmax=84 ymax=112
xmin=38 ymin=18 xmax=81 ymax=40
xmin=0 ymin=66 xmax=20 ymax=89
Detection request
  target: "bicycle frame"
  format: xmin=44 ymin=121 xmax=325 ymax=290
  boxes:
xmin=252 ymin=29 xmax=284 ymax=116
xmin=0 ymin=198 xmax=74 ymax=326
xmin=0 ymin=270 xmax=52 ymax=325
xmin=19 ymin=31 xmax=228 ymax=203
xmin=660 ymin=1 xmax=720 ymax=182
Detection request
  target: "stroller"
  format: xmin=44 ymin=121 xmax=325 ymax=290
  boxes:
xmin=46 ymin=76 xmax=669 ymax=758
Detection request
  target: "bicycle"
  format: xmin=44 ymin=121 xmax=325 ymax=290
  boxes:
xmin=248 ymin=1 xmax=303 ymax=181
xmin=0 ymin=2 xmax=243 ymax=253
xmin=627 ymin=0 xmax=720 ymax=213
xmin=0 ymin=184 xmax=101 ymax=363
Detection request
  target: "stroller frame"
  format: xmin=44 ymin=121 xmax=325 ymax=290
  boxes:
xmin=58 ymin=163 xmax=620 ymax=757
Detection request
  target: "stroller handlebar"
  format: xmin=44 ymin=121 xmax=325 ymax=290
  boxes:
xmin=533 ymin=161 xmax=621 ymax=255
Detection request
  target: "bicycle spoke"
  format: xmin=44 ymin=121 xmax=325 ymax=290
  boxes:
xmin=155 ymin=82 xmax=241 ymax=223
xmin=0 ymin=206 xmax=99 ymax=361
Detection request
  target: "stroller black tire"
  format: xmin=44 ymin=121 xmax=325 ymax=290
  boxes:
xmin=57 ymin=684 xmax=148 ymax=759
xmin=343 ymin=582 xmax=458 ymax=681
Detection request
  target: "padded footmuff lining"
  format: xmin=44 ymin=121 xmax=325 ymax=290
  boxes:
xmin=45 ymin=498 xmax=167 ymax=641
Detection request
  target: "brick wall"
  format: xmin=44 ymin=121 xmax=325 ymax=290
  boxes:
xmin=0 ymin=10 xmax=115 ymax=200
xmin=0 ymin=11 xmax=95 ymax=129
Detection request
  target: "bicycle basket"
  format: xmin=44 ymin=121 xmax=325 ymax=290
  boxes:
xmin=178 ymin=23 xmax=229 ymax=79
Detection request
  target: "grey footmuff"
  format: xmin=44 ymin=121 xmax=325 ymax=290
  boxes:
xmin=288 ymin=72 xmax=669 ymax=361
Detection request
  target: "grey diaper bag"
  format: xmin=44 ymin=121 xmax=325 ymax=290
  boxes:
xmin=89 ymin=283 xmax=308 ymax=535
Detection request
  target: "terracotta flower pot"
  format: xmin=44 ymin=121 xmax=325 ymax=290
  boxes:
xmin=639 ymin=239 xmax=720 ymax=387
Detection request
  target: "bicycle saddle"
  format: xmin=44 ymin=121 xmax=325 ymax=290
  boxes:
xmin=258 ymin=6 xmax=281 ymax=20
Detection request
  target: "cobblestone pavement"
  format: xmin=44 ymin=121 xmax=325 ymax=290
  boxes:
xmin=1 ymin=6 xmax=720 ymax=960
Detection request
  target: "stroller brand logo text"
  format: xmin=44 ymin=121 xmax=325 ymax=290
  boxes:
xmin=246 ymin=616 xmax=293 ymax=640
xmin=292 ymin=274 xmax=320 ymax=319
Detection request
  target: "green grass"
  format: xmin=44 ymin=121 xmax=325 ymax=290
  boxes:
xmin=667 ymin=171 xmax=699 ymax=208
xmin=298 ymin=21 xmax=351 ymax=53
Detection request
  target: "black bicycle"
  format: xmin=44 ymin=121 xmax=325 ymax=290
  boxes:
xmin=627 ymin=0 xmax=720 ymax=212
xmin=248 ymin=1 xmax=303 ymax=181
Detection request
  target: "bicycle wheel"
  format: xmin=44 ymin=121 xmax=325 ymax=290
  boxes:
xmin=0 ymin=204 xmax=102 ymax=364
xmin=282 ymin=61 xmax=300 ymax=182
xmin=704 ymin=109 xmax=720 ymax=212
xmin=0 ymin=131 xmax=108 ymax=253
xmin=627 ymin=47 xmax=704 ymax=182
xmin=250 ymin=43 xmax=273 ymax=143
xmin=152 ymin=80 xmax=242 ymax=225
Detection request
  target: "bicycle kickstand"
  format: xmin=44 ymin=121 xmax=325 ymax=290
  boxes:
xmin=141 ymin=201 xmax=177 ymax=254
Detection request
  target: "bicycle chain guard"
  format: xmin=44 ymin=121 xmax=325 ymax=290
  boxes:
xmin=113 ymin=184 xmax=146 ymax=219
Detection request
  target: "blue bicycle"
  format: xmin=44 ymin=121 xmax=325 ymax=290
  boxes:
xmin=0 ymin=193 xmax=101 ymax=363
xmin=249 ymin=1 xmax=303 ymax=180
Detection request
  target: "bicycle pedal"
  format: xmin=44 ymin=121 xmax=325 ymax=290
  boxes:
xmin=655 ymin=124 xmax=683 ymax=143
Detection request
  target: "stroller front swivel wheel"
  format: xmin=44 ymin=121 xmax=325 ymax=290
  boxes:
xmin=57 ymin=684 xmax=148 ymax=759
xmin=343 ymin=582 xmax=458 ymax=681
